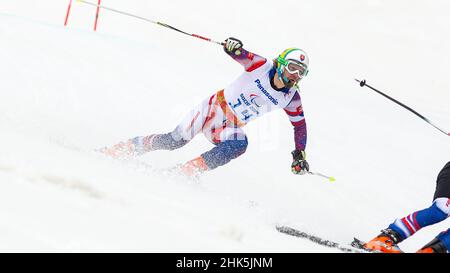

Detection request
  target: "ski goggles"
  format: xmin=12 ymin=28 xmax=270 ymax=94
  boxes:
xmin=284 ymin=60 xmax=308 ymax=77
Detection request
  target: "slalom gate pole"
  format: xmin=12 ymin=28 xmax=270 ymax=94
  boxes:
xmin=355 ymin=79 xmax=449 ymax=137
xmin=307 ymin=171 xmax=336 ymax=182
xmin=64 ymin=0 xmax=73 ymax=26
xmin=76 ymin=0 xmax=224 ymax=46
xmin=93 ymin=0 xmax=101 ymax=31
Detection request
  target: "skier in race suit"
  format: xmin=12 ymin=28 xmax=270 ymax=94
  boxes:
xmin=101 ymin=38 xmax=310 ymax=177
xmin=364 ymin=161 xmax=450 ymax=253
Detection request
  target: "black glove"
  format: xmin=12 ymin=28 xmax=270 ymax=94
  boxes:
xmin=291 ymin=150 xmax=309 ymax=175
xmin=224 ymin=37 xmax=243 ymax=56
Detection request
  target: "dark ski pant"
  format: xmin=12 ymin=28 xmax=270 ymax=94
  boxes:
xmin=434 ymin=161 xmax=450 ymax=200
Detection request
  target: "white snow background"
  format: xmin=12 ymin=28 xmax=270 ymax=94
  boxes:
xmin=0 ymin=0 xmax=449 ymax=252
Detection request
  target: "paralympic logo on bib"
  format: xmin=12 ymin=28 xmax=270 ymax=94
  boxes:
xmin=249 ymin=94 xmax=262 ymax=107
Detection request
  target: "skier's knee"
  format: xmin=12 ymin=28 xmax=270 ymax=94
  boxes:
xmin=201 ymin=138 xmax=248 ymax=170
xmin=238 ymin=138 xmax=248 ymax=154
xmin=227 ymin=136 xmax=248 ymax=157
xmin=224 ymin=133 xmax=248 ymax=155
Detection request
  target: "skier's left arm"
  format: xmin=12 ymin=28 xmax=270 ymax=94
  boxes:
xmin=284 ymin=91 xmax=309 ymax=175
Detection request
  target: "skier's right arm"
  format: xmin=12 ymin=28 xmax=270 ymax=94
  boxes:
xmin=223 ymin=37 xmax=267 ymax=72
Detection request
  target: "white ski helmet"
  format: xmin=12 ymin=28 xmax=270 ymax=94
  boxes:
xmin=276 ymin=48 xmax=309 ymax=85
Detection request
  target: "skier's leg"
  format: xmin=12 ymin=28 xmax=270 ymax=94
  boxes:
xmin=179 ymin=127 xmax=248 ymax=176
xmin=143 ymin=93 xmax=220 ymax=152
xmin=201 ymin=128 xmax=248 ymax=170
xmin=365 ymin=162 xmax=450 ymax=253
xmin=419 ymin=165 xmax=450 ymax=252
xmin=364 ymin=197 xmax=450 ymax=253
xmin=417 ymin=228 xmax=450 ymax=253
xmin=101 ymin=94 xmax=216 ymax=158
xmin=130 ymin=130 xmax=189 ymax=153
xmin=387 ymin=197 xmax=449 ymax=241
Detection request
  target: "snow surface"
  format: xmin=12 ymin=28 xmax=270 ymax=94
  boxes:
xmin=0 ymin=0 xmax=449 ymax=252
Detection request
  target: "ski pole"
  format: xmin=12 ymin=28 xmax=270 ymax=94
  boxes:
xmin=307 ymin=171 xmax=336 ymax=182
xmin=76 ymin=0 xmax=224 ymax=46
xmin=355 ymin=79 xmax=450 ymax=137
xmin=93 ymin=0 xmax=101 ymax=31
xmin=64 ymin=0 xmax=73 ymax=26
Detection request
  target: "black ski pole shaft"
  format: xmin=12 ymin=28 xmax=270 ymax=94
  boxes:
xmin=76 ymin=0 xmax=224 ymax=46
xmin=355 ymin=79 xmax=450 ymax=137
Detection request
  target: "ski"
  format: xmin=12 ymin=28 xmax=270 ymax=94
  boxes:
xmin=276 ymin=226 xmax=367 ymax=253
xmin=351 ymin=237 xmax=372 ymax=252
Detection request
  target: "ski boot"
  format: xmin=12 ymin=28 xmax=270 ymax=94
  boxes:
xmin=177 ymin=156 xmax=209 ymax=178
xmin=417 ymin=238 xmax=448 ymax=253
xmin=364 ymin=228 xmax=404 ymax=253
